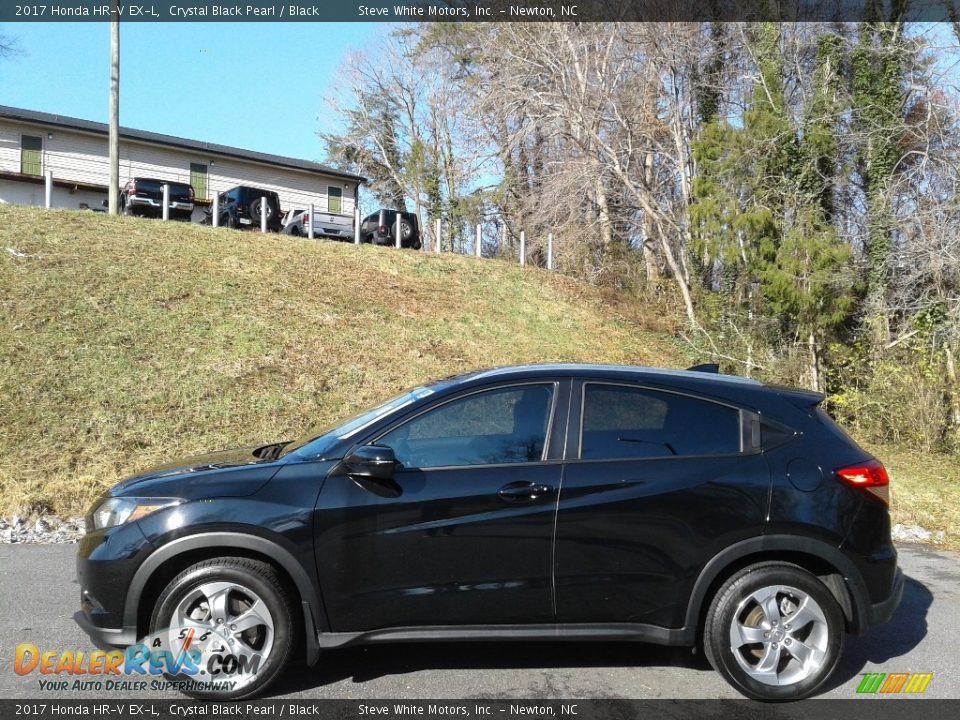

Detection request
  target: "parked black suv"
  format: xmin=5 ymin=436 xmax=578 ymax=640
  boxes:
xmin=120 ymin=178 xmax=195 ymax=221
xmin=215 ymin=186 xmax=282 ymax=232
xmin=76 ymin=364 xmax=902 ymax=701
xmin=359 ymin=208 xmax=422 ymax=249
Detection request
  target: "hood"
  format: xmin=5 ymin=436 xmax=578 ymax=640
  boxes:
xmin=111 ymin=443 xmax=286 ymax=498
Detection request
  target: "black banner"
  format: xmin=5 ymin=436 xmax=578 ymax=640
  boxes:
xmin=1 ymin=1 xmax=960 ymax=23
xmin=1 ymin=700 xmax=959 ymax=720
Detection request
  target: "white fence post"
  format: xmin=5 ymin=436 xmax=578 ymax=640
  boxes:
xmin=44 ymin=170 xmax=52 ymax=209
xmin=435 ymin=218 xmax=441 ymax=253
xmin=395 ymin=214 xmax=402 ymax=248
xmin=520 ymin=230 xmax=526 ymax=266
xmin=354 ymin=207 xmax=361 ymax=244
xmin=476 ymin=224 xmax=482 ymax=258
xmin=308 ymin=203 xmax=315 ymax=240
xmin=162 ymin=183 xmax=170 ymax=221
xmin=547 ymin=232 xmax=554 ymax=270
xmin=212 ymin=192 xmax=219 ymax=227
xmin=261 ymin=196 xmax=268 ymax=233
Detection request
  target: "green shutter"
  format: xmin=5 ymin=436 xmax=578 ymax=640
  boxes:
xmin=327 ymin=186 xmax=342 ymax=214
xmin=189 ymin=163 xmax=208 ymax=200
xmin=21 ymin=135 xmax=42 ymax=176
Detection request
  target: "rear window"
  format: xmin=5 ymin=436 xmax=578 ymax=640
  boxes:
xmin=580 ymin=384 xmax=742 ymax=459
xmin=135 ymin=179 xmax=162 ymax=193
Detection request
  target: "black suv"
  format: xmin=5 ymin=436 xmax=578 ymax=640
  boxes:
xmin=215 ymin=186 xmax=282 ymax=232
xmin=120 ymin=178 xmax=195 ymax=221
xmin=359 ymin=208 xmax=422 ymax=249
xmin=76 ymin=364 xmax=902 ymax=701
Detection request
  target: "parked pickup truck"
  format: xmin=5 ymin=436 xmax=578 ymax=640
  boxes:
xmin=281 ymin=208 xmax=355 ymax=240
xmin=120 ymin=178 xmax=195 ymax=221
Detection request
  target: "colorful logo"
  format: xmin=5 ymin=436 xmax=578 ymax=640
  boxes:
xmin=14 ymin=625 xmax=262 ymax=694
xmin=856 ymin=672 xmax=933 ymax=694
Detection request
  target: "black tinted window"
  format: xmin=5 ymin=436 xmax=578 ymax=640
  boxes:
xmin=581 ymin=385 xmax=740 ymax=459
xmin=379 ymin=385 xmax=554 ymax=468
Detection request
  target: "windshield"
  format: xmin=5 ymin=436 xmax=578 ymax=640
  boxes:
xmin=283 ymin=385 xmax=438 ymax=459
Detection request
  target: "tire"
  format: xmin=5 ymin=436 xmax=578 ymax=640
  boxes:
xmin=392 ymin=218 xmax=413 ymax=242
xmin=289 ymin=226 xmax=301 ymax=237
xmin=222 ymin=213 xmax=238 ymax=230
xmin=408 ymin=238 xmax=422 ymax=250
xmin=249 ymin=198 xmax=275 ymax=225
xmin=149 ymin=557 xmax=296 ymax=700
xmin=703 ymin=562 xmax=844 ymax=701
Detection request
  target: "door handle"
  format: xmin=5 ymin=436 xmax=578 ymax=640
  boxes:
xmin=498 ymin=481 xmax=554 ymax=502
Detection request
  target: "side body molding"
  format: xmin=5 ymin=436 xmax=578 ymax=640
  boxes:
xmin=123 ymin=532 xmax=324 ymax=664
xmin=684 ymin=534 xmax=871 ymax=635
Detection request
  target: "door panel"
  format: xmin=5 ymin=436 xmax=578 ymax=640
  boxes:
xmin=314 ymin=380 xmax=570 ymax=632
xmin=315 ymin=463 xmax=561 ymax=630
xmin=553 ymin=381 xmax=770 ymax=628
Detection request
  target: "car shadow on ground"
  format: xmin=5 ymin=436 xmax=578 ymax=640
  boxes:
xmin=823 ymin=574 xmax=932 ymax=692
xmin=266 ymin=641 xmax=713 ymax=696
xmin=267 ymin=576 xmax=931 ymax=697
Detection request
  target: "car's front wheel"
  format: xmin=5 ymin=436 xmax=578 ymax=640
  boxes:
xmin=703 ymin=562 xmax=844 ymax=701
xmin=149 ymin=557 xmax=296 ymax=700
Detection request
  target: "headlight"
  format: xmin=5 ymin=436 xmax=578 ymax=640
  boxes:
xmin=91 ymin=497 xmax=182 ymax=530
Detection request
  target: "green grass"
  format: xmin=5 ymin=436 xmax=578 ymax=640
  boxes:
xmin=0 ymin=205 xmax=684 ymax=516
xmin=1 ymin=204 xmax=956 ymax=552
xmin=871 ymin=446 xmax=960 ymax=550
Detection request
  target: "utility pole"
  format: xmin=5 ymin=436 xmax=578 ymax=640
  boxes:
xmin=107 ymin=1 xmax=120 ymax=215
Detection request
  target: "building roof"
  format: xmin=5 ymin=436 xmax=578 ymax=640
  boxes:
xmin=0 ymin=105 xmax=365 ymax=183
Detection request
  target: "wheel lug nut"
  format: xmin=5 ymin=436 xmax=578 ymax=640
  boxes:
xmin=772 ymin=643 xmax=778 ymax=648
xmin=764 ymin=632 xmax=770 ymax=638
xmin=230 ymin=624 xmax=237 ymax=630
xmin=785 ymin=639 xmax=792 ymax=645
xmin=785 ymin=624 xmax=791 ymax=630
xmin=216 ymin=618 xmax=223 ymax=624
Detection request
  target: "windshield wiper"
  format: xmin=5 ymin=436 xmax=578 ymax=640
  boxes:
xmin=253 ymin=441 xmax=290 ymax=461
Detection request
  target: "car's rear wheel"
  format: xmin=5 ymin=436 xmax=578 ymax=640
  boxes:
xmin=149 ymin=557 xmax=295 ymax=700
xmin=703 ymin=562 xmax=843 ymax=701
xmin=392 ymin=218 xmax=413 ymax=242
xmin=249 ymin=198 xmax=275 ymax=226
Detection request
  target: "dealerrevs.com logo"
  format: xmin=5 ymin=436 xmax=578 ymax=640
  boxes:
xmin=856 ymin=672 xmax=934 ymax=694
xmin=13 ymin=625 xmax=262 ymax=694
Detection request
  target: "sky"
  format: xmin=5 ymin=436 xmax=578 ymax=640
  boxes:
xmin=0 ymin=22 xmax=380 ymax=162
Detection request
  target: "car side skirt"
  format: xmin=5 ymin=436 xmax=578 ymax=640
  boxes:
xmin=316 ymin=623 xmax=695 ymax=649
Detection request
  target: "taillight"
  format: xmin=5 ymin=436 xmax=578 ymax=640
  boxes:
xmin=379 ymin=225 xmax=387 ymax=234
xmin=836 ymin=460 xmax=889 ymax=505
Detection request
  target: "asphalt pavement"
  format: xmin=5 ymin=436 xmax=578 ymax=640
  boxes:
xmin=0 ymin=543 xmax=955 ymax=699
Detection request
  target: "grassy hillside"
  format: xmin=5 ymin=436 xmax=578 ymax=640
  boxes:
xmin=1 ymin=205 xmax=956 ymax=551
xmin=0 ymin=205 xmax=684 ymax=516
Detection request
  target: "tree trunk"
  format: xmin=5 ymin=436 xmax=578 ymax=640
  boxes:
xmin=807 ymin=332 xmax=821 ymax=393
xmin=944 ymin=345 xmax=960 ymax=443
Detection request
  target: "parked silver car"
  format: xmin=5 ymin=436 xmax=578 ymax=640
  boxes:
xmin=281 ymin=208 xmax=354 ymax=240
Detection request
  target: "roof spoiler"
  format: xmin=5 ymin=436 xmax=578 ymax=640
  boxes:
xmin=686 ymin=363 xmax=720 ymax=374
xmin=772 ymin=386 xmax=826 ymax=408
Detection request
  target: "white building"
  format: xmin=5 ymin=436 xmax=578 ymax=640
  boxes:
xmin=0 ymin=105 xmax=363 ymax=222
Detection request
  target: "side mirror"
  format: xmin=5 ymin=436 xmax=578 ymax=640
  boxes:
xmin=344 ymin=445 xmax=397 ymax=481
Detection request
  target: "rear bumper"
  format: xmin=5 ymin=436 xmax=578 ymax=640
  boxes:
xmin=867 ymin=566 xmax=904 ymax=627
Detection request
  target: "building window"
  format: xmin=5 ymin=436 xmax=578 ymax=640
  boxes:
xmin=21 ymin=135 xmax=43 ymax=176
xmin=190 ymin=163 xmax=208 ymax=200
xmin=327 ymin=186 xmax=343 ymax=214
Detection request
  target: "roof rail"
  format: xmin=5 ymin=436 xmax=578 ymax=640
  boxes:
xmin=686 ymin=363 xmax=720 ymax=374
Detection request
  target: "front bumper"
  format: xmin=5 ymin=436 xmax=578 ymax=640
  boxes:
xmin=867 ymin=566 xmax=904 ymax=626
xmin=75 ymin=522 xmax=154 ymax=647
